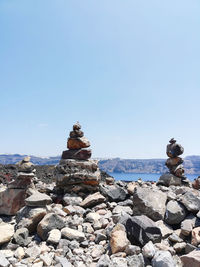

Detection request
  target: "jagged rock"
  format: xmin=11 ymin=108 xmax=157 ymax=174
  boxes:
xmin=0 ymin=223 xmax=14 ymax=245
xmin=100 ymin=184 xmax=127 ymax=202
xmin=142 ymin=241 xmax=156 ymax=258
xmin=47 ymin=229 xmax=61 ymax=244
xmin=25 ymin=192 xmax=52 ymax=207
xmin=0 ymin=187 xmax=27 ymax=215
xmin=157 ymin=173 xmax=182 ymax=187
xmin=168 ymin=233 xmax=183 ymax=243
xmin=181 ymin=250 xmax=200 ymax=267
xmin=37 ymin=213 xmax=65 ymax=240
xmin=179 ymin=191 xmax=200 ymax=212
xmin=155 ymin=220 xmax=173 ymax=238
xmin=63 ymin=193 xmax=83 ymax=206
xmin=165 ymin=200 xmax=186 ymax=225
xmin=110 ymin=224 xmax=129 ymax=254
xmin=132 ymin=187 xmax=167 ymax=221
xmin=13 ymin=228 xmax=31 ymax=246
xmin=125 ymin=245 xmax=141 ymax=256
xmin=16 ymin=206 xmax=47 ymax=233
xmin=61 ymin=227 xmax=85 ymax=241
xmin=152 ymin=251 xmax=175 ymax=267
xmin=0 ymin=252 xmax=9 ymax=267
xmin=123 ymin=215 xmax=162 ymax=246
xmin=80 ymin=192 xmax=105 ymax=208
xmin=181 ymin=218 xmax=194 ymax=236
xmin=25 ymin=246 xmax=41 ymax=259
xmin=110 ymin=257 xmax=127 ymax=267
xmin=96 ymin=255 xmax=111 ymax=267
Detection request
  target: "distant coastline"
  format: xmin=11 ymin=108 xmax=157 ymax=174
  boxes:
xmin=0 ymin=154 xmax=200 ymax=175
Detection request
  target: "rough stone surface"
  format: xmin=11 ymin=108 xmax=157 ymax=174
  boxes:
xmin=25 ymin=192 xmax=52 ymax=207
xmin=100 ymin=184 xmax=127 ymax=202
xmin=61 ymin=227 xmax=85 ymax=242
xmin=0 ymin=252 xmax=9 ymax=267
xmin=132 ymin=187 xmax=167 ymax=221
xmin=110 ymin=224 xmax=129 ymax=254
xmin=181 ymin=250 xmax=200 ymax=267
xmin=13 ymin=228 xmax=31 ymax=246
xmin=47 ymin=229 xmax=61 ymax=244
xmin=179 ymin=191 xmax=200 ymax=212
xmin=152 ymin=250 xmax=175 ymax=267
xmin=80 ymin=192 xmax=106 ymax=208
xmin=0 ymin=223 xmax=14 ymax=245
xmin=157 ymin=173 xmax=182 ymax=187
xmin=165 ymin=200 xmax=186 ymax=225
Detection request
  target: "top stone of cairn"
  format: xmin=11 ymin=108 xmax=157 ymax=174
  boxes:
xmin=67 ymin=122 xmax=90 ymax=150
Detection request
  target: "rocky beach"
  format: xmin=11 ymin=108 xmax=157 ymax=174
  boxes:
xmin=1 ymin=130 xmax=200 ymax=267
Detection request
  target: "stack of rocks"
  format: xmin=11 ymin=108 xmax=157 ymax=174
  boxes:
xmin=158 ymin=138 xmax=189 ymax=186
xmin=55 ymin=122 xmax=101 ymax=193
xmin=0 ymin=157 xmax=35 ymax=215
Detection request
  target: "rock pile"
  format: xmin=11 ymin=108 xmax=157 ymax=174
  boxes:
xmin=158 ymin=138 xmax=189 ymax=187
xmin=55 ymin=122 xmax=101 ymax=193
xmin=0 ymin=157 xmax=35 ymax=215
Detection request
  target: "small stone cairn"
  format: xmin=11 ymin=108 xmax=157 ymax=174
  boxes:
xmin=55 ymin=122 xmax=101 ymax=193
xmin=157 ymin=138 xmax=189 ymax=186
xmin=0 ymin=156 xmax=35 ymax=215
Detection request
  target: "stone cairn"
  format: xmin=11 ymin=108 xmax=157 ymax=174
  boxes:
xmin=0 ymin=156 xmax=35 ymax=215
xmin=158 ymin=138 xmax=189 ymax=186
xmin=55 ymin=122 xmax=101 ymax=193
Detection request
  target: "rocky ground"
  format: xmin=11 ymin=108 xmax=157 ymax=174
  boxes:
xmin=1 ymin=165 xmax=200 ymax=266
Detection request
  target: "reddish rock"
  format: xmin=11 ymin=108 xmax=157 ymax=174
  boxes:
xmin=61 ymin=149 xmax=91 ymax=160
xmin=191 ymin=227 xmax=200 ymax=246
xmin=0 ymin=187 xmax=27 ymax=215
xmin=110 ymin=224 xmax=129 ymax=254
xmin=181 ymin=250 xmax=200 ymax=267
xmin=67 ymin=137 xmax=90 ymax=149
xmin=192 ymin=177 xmax=200 ymax=190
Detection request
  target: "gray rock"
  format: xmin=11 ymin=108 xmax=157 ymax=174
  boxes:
xmin=132 ymin=187 xmax=167 ymax=221
xmin=179 ymin=191 xmax=200 ymax=213
xmin=142 ymin=241 xmax=156 ymax=258
xmin=123 ymin=215 xmax=162 ymax=246
xmin=13 ymin=228 xmax=31 ymax=246
xmin=125 ymin=245 xmax=141 ymax=255
xmin=80 ymin=192 xmax=105 ymax=208
xmin=185 ymin=243 xmax=196 ymax=254
xmin=100 ymin=184 xmax=127 ymax=202
xmin=25 ymin=192 xmax=52 ymax=207
xmin=165 ymin=200 xmax=186 ymax=225
xmin=168 ymin=233 xmax=183 ymax=243
xmin=55 ymin=256 xmax=72 ymax=267
xmin=25 ymin=246 xmax=41 ymax=259
xmin=127 ymin=254 xmax=145 ymax=267
xmin=63 ymin=194 xmax=83 ymax=206
xmin=61 ymin=227 xmax=85 ymax=242
xmin=37 ymin=213 xmax=65 ymax=240
xmin=0 ymin=252 xmax=9 ymax=267
xmin=152 ymin=250 xmax=175 ymax=267
xmin=157 ymin=173 xmax=182 ymax=187
xmin=96 ymin=255 xmax=111 ymax=267
xmin=110 ymin=257 xmax=127 ymax=267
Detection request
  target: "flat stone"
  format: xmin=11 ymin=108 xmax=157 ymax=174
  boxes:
xmin=80 ymin=192 xmax=105 ymax=208
xmin=61 ymin=149 xmax=91 ymax=160
xmin=25 ymin=192 xmax=52 ymax=207
xmin=181 ymin=250 xmax=200 ymax=267
xmin=61 ymin=227 xmax=85 ymax=242
xmin=132 ymin=187 xmax=167 ymax=221
xmin=110 ymin=224 xmax=129 ymax=254
xmin=155 ymin=220 xmax=173 ymax=238
xmin=0 ymin=223 xmax=14 ymax=245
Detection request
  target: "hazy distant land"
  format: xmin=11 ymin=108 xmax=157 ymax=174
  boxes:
xmin=0 ymin=154 xmax=199 ymax=175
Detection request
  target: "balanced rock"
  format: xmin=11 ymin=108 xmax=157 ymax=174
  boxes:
xmin=55 ymin=123 xmax=101 ymax=192
xmin=25 ymin=192 xmax=52 ymax=207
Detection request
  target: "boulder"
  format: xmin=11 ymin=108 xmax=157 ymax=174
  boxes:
xmin=181 ymin=250 xmax=200 ymax=267
xmin=25 ymin=192 xmax=52 ymax=207
xmin=152 ymin=251 xmax=175 ymax=267
xmin=37 ymin=213 xmax=65 ymax=240
xmin=110 ymin=224 xmax=129 ymax=254
xmin=0 ymin=223 xmax=14 ymax=245
xmin=164 ymin=200 xmax=186 ymax=225
xmin=179 ymin=191 xmax=200 ymax=213
xmin=80 ymin=192 xmax=105 ymax=208
xmin=123 ymin=215 xmax=162 ymax=246
xmin=132 ymin=187 xmax=167 ymax=221
xmin=157 ymin=173 xmax=182 ymax=187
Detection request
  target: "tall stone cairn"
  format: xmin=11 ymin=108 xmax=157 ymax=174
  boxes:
xmin=157 ymin=138 xmax=189 ymax=186
xmin=55 ymin=122 xmax=101 ymax=193
xmin=165 ymin=138 xmax=185 ymax=178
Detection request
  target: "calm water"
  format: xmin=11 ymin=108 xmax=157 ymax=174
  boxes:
xmin=108 ymin=172 xmax=198 ymax=182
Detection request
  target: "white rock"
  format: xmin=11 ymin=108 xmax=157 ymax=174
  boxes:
xmin=61 ymin=227 xmax=85 ymax=242
xmin=14 ymin=247 xmax=25 ymax=260
xmin=0 ymin=223 xmax=14 ymax=245
xmin=0 ymin=252 xmax=9 ymax=267
xmin=142 ymin=241 xmax=156 ymax=258
xmin=47 ymin=229 xmax=61 ymax=244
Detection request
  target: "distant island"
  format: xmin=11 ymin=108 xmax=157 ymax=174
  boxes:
xmin=0 ymin=154 xmax=199 ymax=175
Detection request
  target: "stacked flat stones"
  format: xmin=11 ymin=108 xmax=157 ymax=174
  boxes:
xmin=0 ymin=157 xmax=35 ymax=215
xmin=165 ymin=138 xmax=185 ymax=179
xmin=55 ymin=122 xmax=101 ymax=193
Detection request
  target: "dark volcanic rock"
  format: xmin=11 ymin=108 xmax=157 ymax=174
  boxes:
xmin=123 ymin=215 xmax=162 ymax=246
xmin=100 ymin=184 xmax=127 ymax=202
xmin=165 ymin=200 xmax=186 ymax=225
xmin=61 ymin=149 xmax=92 ymax=160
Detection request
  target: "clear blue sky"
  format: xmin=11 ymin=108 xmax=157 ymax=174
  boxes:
xmin=0 ymin=0 xmax=200 ymax=159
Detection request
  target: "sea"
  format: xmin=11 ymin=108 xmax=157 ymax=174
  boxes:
xmin=108 ymin=172 xmax=198 ymax=182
